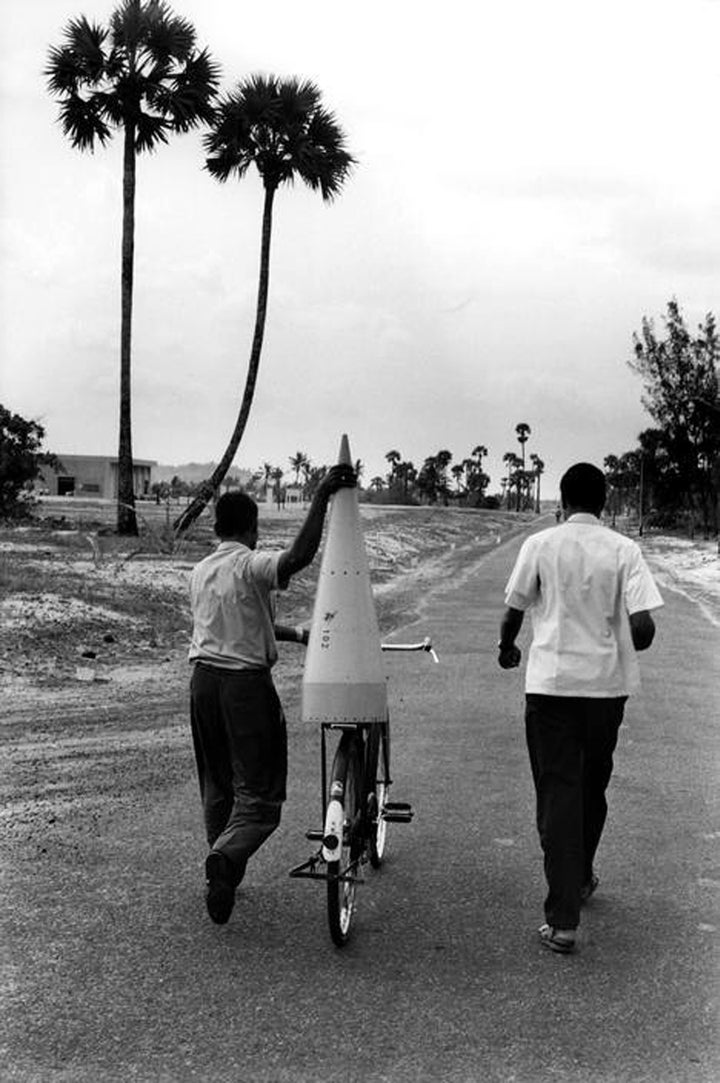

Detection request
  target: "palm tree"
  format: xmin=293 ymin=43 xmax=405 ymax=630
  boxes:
xmin=385 ymin=449 xmax=401 ymax=485
xmin=289 ymin=450 xmax=309 ymax=484
xmin=46 ymin=1 xmax=219 ymax=535
xmin=262 ymin=461 xmax=273 ymax=499
xmin=271 ymin=466 xmax=284 ymax=509
xmin=401 ymin=461 xmax=417 ymax=501
xmin=174 ymin=75 xmax=355 ymax=534
xmin=515 ymin=422 xmax=531 ymax=471
xmin=503 ymin=451 xmax=523 ymax=510
xmin=435 ymin=449 xmax=453 ymax=505
xmin=416 ymin=457 xmax=439 ymax=504
xmin=465 ymin=445 xmax=489 ymax=505
xmin=300 ymin=456 xmax=313 ymax=498
xmin=530 ymin=452 xmax=545 ymax=513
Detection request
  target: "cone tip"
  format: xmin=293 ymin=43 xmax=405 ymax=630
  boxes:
xmin=338 ymin=434 xmax=352 ymax=466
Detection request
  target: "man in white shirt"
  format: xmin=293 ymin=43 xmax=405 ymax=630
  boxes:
xmin=189 ymin=463 xmax=355 ymax=924
xmin=498 ymin=462 xmax=663 ymax=953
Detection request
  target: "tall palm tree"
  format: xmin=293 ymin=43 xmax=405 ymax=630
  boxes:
xmin=174 ymin=75 xmax=355 ymax=534
xmin=515 ymin=422 xmax=531 ymax=471
xmin=46 ymin=0 xmax=219 ymax=535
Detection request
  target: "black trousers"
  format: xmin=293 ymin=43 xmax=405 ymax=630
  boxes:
xmin=190 ymin=663 xmax=287 ymax=881
xmin=525 ymin=694 xmax=626 ymax=930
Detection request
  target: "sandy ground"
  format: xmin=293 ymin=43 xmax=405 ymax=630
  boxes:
xmin=0 ymin=506 xmax=533 ymax=712
xmin=638 ymin=533 xmax=720 ymax=628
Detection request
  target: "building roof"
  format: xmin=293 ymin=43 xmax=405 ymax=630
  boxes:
xmin=52 ymin=453 xmax=157 ymax=467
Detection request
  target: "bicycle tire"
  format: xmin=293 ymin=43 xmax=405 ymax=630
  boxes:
xmin=326 ymin=732 xmax=363 ymax=947
xmin=367 ymin=721 xmax=390 ymax=869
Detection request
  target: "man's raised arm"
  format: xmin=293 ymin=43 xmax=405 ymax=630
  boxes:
xmin=277 ymin=464 xmax=356 ymax=588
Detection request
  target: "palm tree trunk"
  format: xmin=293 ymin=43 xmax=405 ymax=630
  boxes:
xmin=175 ymin=182 xmax=276 ymax=535
xmin=117 ymin=123 xmax=138 ymax=536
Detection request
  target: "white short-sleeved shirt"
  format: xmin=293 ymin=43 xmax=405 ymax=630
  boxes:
xmin=189 ymin=542 xmax=285 ymax=670
xmin=504 ymin=514 xmax=663 ymax=697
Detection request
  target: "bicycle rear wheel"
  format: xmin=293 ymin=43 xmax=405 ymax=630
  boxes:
xmin=367 ymin=721 xmax=390 ymax=869
xmin=326 ymin=732 xmax=363 ymax=947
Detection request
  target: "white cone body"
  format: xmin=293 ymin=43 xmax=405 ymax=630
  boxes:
xmin=301 ymin=436 xmax=387 ymax=723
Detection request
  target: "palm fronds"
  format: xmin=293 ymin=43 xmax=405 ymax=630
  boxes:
xmin=46 ymin=0 xmax=220 ymax=154
xmin=202 ymin=73 xmax=356 ymax=197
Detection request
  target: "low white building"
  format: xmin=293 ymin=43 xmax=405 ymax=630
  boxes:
xmin=37 ymin=454 xmax=156 ymax=500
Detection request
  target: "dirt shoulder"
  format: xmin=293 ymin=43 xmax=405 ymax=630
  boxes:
xmin=638 ymin=531 xmax=720 ymax=627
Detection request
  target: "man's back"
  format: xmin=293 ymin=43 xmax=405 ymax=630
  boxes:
xmin=189 ymin=541 xmax=281 ymax=670
xmin=505 ymin=514 xmax=662 ymax=696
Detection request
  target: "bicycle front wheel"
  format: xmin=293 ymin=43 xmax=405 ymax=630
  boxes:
xmin=326 ymin=732 xmax=363 ymax=947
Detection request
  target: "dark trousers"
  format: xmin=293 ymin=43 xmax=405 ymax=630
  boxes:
xmin=190 ymin=663 xmax=287 ymax=881
xmin=525 ymin=694 xmax=626 ymax=930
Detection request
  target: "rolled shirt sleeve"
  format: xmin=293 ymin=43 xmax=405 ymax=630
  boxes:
xmin=247 ymin=550 xmax=284 ymax=592
xmin=504 ymin=537 xmax=540 ymax=611
xmin=624 ymin=544 xmax=664 ymax=615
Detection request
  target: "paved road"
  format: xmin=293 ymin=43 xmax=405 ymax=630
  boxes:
xmin=4 ymin=528 xmax=719 ymax=1082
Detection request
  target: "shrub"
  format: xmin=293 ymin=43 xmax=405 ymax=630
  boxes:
xmin=0 ymin=405 xmax=55 ymax=520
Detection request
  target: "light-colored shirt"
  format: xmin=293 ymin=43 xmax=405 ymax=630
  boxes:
xmin=504 ymin=514 xmax=663 ymax=697
xmin=189 ymin=542 xmax=285 ymax=670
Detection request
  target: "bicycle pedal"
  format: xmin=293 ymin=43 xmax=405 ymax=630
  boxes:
xmin=305 ymin=830 xmax=325 ymax=841
xmin=383 ymin=802 xmax=412 ymax=812
xmin=381 ymin=811 xmax=414 ymax=823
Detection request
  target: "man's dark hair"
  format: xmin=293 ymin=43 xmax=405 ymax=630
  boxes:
xmin=560 ymin=463 xmax=606 ymax=515
xmin=214 ymin=492 xmax=258 ymax=538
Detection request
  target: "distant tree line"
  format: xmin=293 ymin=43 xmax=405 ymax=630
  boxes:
xmin=604 ymin=300 xmax=719 ymax=537
xmin=365 ymin=427 xmax=545 ymax=510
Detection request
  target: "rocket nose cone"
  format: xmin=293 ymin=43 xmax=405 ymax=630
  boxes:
xmin=338 ymin=434 xmax=352 ymax=466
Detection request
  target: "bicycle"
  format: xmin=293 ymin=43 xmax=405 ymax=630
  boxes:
xmin=290 ymin=636 xmax=438 ymax=946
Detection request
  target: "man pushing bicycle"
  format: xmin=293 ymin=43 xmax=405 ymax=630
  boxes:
xmin=188 ymin=464 xmax=356 ymax=924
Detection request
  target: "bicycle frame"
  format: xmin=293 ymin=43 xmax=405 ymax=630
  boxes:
xmin=289 ymin=637 xmax=437 ymax=943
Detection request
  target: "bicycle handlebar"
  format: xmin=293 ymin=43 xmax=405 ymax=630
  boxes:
xmin=381 ymin=636 xmax=439 ymax=663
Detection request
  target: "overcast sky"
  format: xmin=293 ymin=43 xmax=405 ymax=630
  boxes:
xmin=2 ymin=0 xmax=719 ymax=496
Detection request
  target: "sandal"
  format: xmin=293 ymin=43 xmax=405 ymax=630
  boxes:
xmin=538 ymin=923 xmax=576 ymax=954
